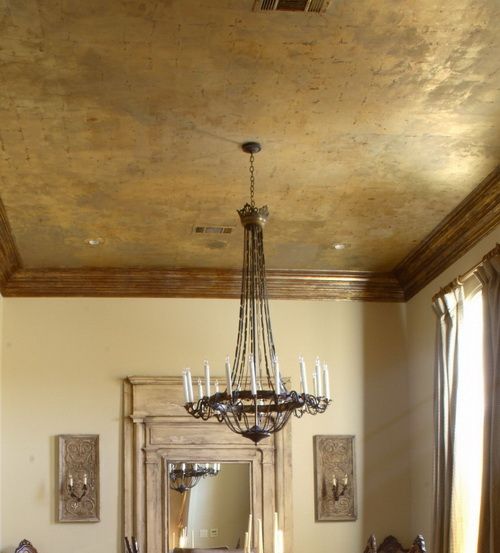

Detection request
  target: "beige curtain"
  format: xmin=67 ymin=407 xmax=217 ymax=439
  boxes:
xmin=432 ymin=286 xmax=464 ymax=553
xmin=476 ymin=254 xmax=500 ymax=553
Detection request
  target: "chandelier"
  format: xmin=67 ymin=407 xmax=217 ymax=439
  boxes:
xmin=168 ymin=462 xmax=221 ymax=494
xmin=182 ymin=142 xmax=331 ymax=443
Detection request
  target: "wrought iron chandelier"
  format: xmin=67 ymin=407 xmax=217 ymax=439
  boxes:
xmin=182 ymin=142 xmax=331 ymax=443
xmin=168 ymin=462 xmax=221 ymax=494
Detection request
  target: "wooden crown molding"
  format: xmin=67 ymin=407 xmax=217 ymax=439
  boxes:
xmin=0 ymin=167 xmax=497 ymax=302
xmin=394 ymin=165 xmax=500 ymax=300
xmin=0 ymin=196 xmax=21 ymax=290
xmin=1 ymin=267 xmax=405 ymax=301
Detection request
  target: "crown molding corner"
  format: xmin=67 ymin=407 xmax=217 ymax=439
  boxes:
xmin=395 ymin=166 xmax=500 ymax=300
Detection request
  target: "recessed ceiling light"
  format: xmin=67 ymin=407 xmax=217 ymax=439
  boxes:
xmin=332 ymin=243 xmax=349 ymax=250
xmin=85 ymin=237 xmax=104 ymax=246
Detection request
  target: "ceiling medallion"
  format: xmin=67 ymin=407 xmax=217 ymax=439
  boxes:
xmin=181 ymin=142 xmax=332 ymax=443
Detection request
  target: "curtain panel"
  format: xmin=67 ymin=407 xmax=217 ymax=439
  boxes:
xmin=476 ymin=254 xmax=500 ymax=553
xmin=432 ymin=287 xmax=463 ymax=553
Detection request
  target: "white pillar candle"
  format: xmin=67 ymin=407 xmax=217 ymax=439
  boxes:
xmin=204 ymin=360 xmax=211 ymax=397
xmin=215 ymin=380 xmax=220 ymax=393
xmin=299 ymin=356 xmax=308 ymax=395
xmin=249 ymin=355 xmax=258 ymax=396
xmin=273 ymin=357 xmax=281 ymax=395
xmin=278 ymin=530 xmax=284 ymax=553
xmin=322 ymin=363 xmax=331 ymax=400
xmin=186 ymin=369 xmax=194 ymax=403
xmin=197 ymin=379 xmax=204 ymax=400
xmin=225 ymin=356 xmax=233 ymax=397
xmin=182 ymin=371 xmax=190 ymax=403
xmin=315 ymin=357 xmax=323 ymax=396
xmin=247 ymin=514 xmax=253 ymax=552
xmin=273 ymin=512 xmax=279 ymax=553
xmin=257 ymin=518 xmax=264 ymax=553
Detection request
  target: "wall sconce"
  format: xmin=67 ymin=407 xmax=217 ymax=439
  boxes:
xmin=314 ymin=435 xmax=357 ymax=521
xmin=57 ymin=434 xmax=99 ymax=522
xmin=332 ymin=473 xmax=348 ymax=502
xmin=67 ymin=472 xmax=88 ymax=502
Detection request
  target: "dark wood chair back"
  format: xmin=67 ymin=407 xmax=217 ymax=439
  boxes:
xmin=15 ymin=540 xmax=38 ymax=553
xmin=363 ymin=534 xmax=427 ymax=553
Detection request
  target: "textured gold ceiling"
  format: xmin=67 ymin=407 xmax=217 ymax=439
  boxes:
xmin=0 ymin=0 xmax=499 ymax=272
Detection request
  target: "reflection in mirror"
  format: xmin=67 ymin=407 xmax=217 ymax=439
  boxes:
xmin=169 ymin=463 xmax=221 ymax=494
xmin=168 ymin=463 xmax=251 ymax=551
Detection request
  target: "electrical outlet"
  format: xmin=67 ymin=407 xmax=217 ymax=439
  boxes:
xmin=200 ymin=529 xmax=208 ymax=538
xmin=210 ymin=528 xmax=218 ymax=538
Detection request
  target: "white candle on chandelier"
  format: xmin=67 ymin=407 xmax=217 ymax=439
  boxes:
xmin=225 ymin=356 xmax=233 ymax=397
xmin=197 ymin=379 xmax=203 ymax=400
xmin=273 ymin=356 xmax=281 ymax=395
xmin=182 ymin=371 xmax=190 ymax=403
xmin=186 ymin=369 xmax=194 ymax=403
xmin=204 ymin=360 xmax=211 ymax=397
xmin=312 ymin=371 xmax=318 ymax=396
xmin=322 ymin=363 xmax=331 ymax=400
xmin=215 ymin=380 xmax=220 ymax=393
xmin=299 ymin=356 xmax=308 ymax=395
xmin=249 ymin=354 xmax=258 ymax=396
xmin=83 ymin=473 xmax=88 ymax=486
xmin=315 ymin=357 xmax=323 ymax=397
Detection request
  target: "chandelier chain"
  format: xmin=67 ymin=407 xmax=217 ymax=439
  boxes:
xmin=249 ymin=153 xmax=255 ymax=207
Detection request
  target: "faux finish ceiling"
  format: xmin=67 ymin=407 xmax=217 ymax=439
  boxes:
xmin=0 ymin=0 xmax=499 ymax=274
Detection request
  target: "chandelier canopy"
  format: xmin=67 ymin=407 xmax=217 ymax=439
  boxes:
xmin=182 ymin=142 xmax=331 ymax=443
xmin=168 ymin=462 xmax=221 ymax=494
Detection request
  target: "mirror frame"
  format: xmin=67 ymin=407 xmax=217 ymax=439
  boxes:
xmin=123 ymin=376 xmax=292 ymax=553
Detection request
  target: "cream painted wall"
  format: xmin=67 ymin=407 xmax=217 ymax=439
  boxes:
xmin=0 ymin=298 xmax=410 ymax=553
xmin=0 ymin=293 xmax=3 ymax=547
xmin=406 ymin=226 xmax=500 ymax=542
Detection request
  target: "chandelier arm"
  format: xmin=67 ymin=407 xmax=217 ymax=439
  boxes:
xmin=255 ymin=226 xmax=274 ymax=387
xmin=249 ymin=226 xmax=259 ymax=385
xmin=256 ymin=223 xmax=278 ymax=387
xmin=234 ymin=227 xmax=251 ymax=391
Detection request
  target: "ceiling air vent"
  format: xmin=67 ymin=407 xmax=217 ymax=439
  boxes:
xmin=255 ymin=0 xmax=330 ymax=13
xmin=193 ymin=225 xmax=234 ymax=235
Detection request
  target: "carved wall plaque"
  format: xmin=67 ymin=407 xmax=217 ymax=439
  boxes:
xmin=57 ymin=434 xmax=100 ymax=522
xmin=314 ymin=434 xmax=357 ymax=521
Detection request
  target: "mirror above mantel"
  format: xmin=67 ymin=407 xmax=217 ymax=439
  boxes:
xmin=123 ymin=376 xmax=292 ymax=553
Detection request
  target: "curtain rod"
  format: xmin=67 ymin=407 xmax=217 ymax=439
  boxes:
xmin=432 ymin=243 xmax=499 ymax=302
